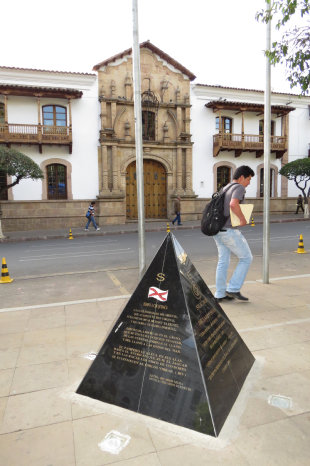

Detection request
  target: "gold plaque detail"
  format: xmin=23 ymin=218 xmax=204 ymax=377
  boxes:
xmin=192 ymin=283 xmax=201 ymax=300
xmin=156 ymin=273 xmax=166 ymax=282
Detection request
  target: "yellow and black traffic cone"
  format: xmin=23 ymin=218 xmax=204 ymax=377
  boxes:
xmin=0 ymin=257 xmax=13 ymax=284
xmin=167 ymin=222 xmax=170 ymax=233
xmin=295 ymin=234 xmax=307 ymax=253
xmin=251 ymin=216 xmax=255 ymax=227
xmin=68 ymin=228 xmax=74 ymax=240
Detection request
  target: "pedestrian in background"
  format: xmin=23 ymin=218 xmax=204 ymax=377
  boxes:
xmin=172 ymin=196 xmax=182 ymax=225
xmin=85 ymin=201 xmax=100 ymax=231
xmin=295 ymin=194 xmax=304 ymax=214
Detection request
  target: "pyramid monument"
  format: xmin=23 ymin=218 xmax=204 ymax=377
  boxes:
xmin=77 ymin=232 xmax=255 ymax=436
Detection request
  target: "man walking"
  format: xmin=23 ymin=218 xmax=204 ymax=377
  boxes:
xmin=85 ymin=201 xmax=100 ymax=231
xmin=213 ymin=165 xmax=254 ymax=303
xmin=295 ymin=195 xmax=304 ymax=214
xmin=172 ymin=196 xmax=182 ymax=225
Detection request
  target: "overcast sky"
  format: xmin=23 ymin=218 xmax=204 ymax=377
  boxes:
xmin=2 ymin=0 xmax=296 ymax=93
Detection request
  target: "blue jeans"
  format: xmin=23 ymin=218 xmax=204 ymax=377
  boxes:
xmin=85 ymin=215 xmax=98 ymax=230
xmin=213 ymin=229 xmax=252 ymax=298
xmin=173 ymin=213 xmax=181 ymax=225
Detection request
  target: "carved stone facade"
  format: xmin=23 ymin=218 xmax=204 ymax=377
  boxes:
xmin=93 ymin=41 xmax=197 ymax=222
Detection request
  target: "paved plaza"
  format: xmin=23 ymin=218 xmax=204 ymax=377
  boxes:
xmin=1 ymin=273 xmax=310 ymax=465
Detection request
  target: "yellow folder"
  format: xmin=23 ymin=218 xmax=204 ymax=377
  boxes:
xmin=230 ymin=204 xmax=254 ymax=227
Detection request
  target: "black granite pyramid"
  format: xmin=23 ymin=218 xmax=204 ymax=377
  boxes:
xmin=77 ymin=232 xmax=255 ymax=436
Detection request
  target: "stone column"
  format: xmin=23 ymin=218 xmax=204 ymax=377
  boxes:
xmin=175 ymin=147 xmax=182 ymax=194
xmin=124 ymin=74 xmax=132 ymax=100
xmin=100 ymin=100 xmax=107 ymax=128
xmin=99 ymin=145 xmax=110 ymax=195
xmin=176 ymin=107 xmax=182 ymax=139
xmin=112 ymin=145 xmax=119 ymax=192
xmin=185 ymin=107 xmax=190 ymax=134
xmin=111 ymin=102 xmax=117 ymax=130
xmin=185 ymin=148 xmax=194 ymax=195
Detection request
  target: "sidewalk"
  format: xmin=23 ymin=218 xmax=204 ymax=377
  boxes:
xmin=0 ymin=274 xmax=310 ymax=465
xmin=1 ymin=212 xmax=309 ymax=242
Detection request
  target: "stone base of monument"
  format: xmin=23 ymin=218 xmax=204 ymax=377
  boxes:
xmin=77 ymin=232 xmax=255 ymax=436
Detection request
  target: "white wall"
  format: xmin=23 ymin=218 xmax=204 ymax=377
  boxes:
xmin=0 ymin=68 xmax=99 ymax=200
xmin=191 ymin=83 xmax=310 ymax=199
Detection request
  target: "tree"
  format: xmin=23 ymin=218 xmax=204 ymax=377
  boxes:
xmin=256 ymin=0 xmax=310 ymax=94
xmin=279 ymin=157 xmax=310 ymax=216
xmin=0 ymin=147 xmax=44 ymax=238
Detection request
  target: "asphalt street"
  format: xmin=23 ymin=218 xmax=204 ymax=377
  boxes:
xmin=1 ymin=221 xmax=309 ymax=309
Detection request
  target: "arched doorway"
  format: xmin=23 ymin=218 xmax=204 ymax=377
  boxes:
xmin=126 ymin=160 xmax=167 ymax=219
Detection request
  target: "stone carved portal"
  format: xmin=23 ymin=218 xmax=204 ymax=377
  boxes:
xmin=126 ymin=159 xmax=167 ymax=219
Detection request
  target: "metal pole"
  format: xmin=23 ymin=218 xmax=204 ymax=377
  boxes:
xmin=132 ymin=0 xmax=146 ymax=277
xmin=263 ymin=7 xmax=271 ymax=284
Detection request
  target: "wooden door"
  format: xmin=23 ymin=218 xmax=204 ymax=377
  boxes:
xmin=126 ymin=160 xmax=167 ymax=219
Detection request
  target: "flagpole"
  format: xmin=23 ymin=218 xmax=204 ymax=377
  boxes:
xmin=132 ymin=0 xmax=146 ymax=277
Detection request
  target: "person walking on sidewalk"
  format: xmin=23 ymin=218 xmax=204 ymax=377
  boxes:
xmin=295 ymin=194 xmax=304 ymax=214
xmin=213 ymin=165 xmax=254 ymax=303
xmin=172 ymin=196 xmax=182 ymax=225
xmin=85 ymin=201 xmax=100 ymax=231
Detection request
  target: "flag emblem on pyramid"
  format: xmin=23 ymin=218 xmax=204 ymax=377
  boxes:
xmin=148 ymin=286 xmax=168 ymax=302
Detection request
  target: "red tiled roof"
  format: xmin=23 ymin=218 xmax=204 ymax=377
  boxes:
xmin=93 ymin=41 xmax=196 ymax=81
xmin=0 ymin=83 xmax=83 ymax=98
xmin=205 ymin=99 xmax=295 ymax=115
xmin=0 ymin=65 xmax=95 ymax=76
xmin=195 ymin=83 xmax=302 ymax=97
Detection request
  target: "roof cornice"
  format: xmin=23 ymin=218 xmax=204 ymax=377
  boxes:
xmin=93 ymin=41 xmax=196 ymax=81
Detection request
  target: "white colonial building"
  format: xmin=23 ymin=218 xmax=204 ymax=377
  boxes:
xmin=191 ymin=83 xmax=310 ymax=202
xmin=0 ymin=66 xmax=99 ymax=230
xmin=1 ymin=44 xmax=310 ymax=232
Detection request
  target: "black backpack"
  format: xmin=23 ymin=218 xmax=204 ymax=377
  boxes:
xmin=201 ymin=183 xmax=238 ymax=236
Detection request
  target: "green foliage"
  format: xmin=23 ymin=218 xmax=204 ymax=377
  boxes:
xmin=0 ymin=146 xmax=43 ymax=195
xmin=279 ymin=157 xmax=310 ymax=197
xmin=256 ymin=0 xmax=310 ymax=94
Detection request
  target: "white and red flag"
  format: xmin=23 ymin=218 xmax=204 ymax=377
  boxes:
xmin=148 ymin=286 xmax=168 ymax=302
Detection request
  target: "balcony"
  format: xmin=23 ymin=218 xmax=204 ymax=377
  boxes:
xmin=0 ymin=123 xmax=72 ymax=153
xmin=213 ymin=133 xmax=287 ymax=158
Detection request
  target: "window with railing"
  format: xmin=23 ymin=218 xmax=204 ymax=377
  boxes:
xmin=43 ymin=105 xmax=67 ymax=135
xmin=259 ymin=119 xmax=275 ymax=136
xmin=47 ymin=164 xmax=67 ymax=200
xmin=216 ymin=116 xmax=232 ymax=133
